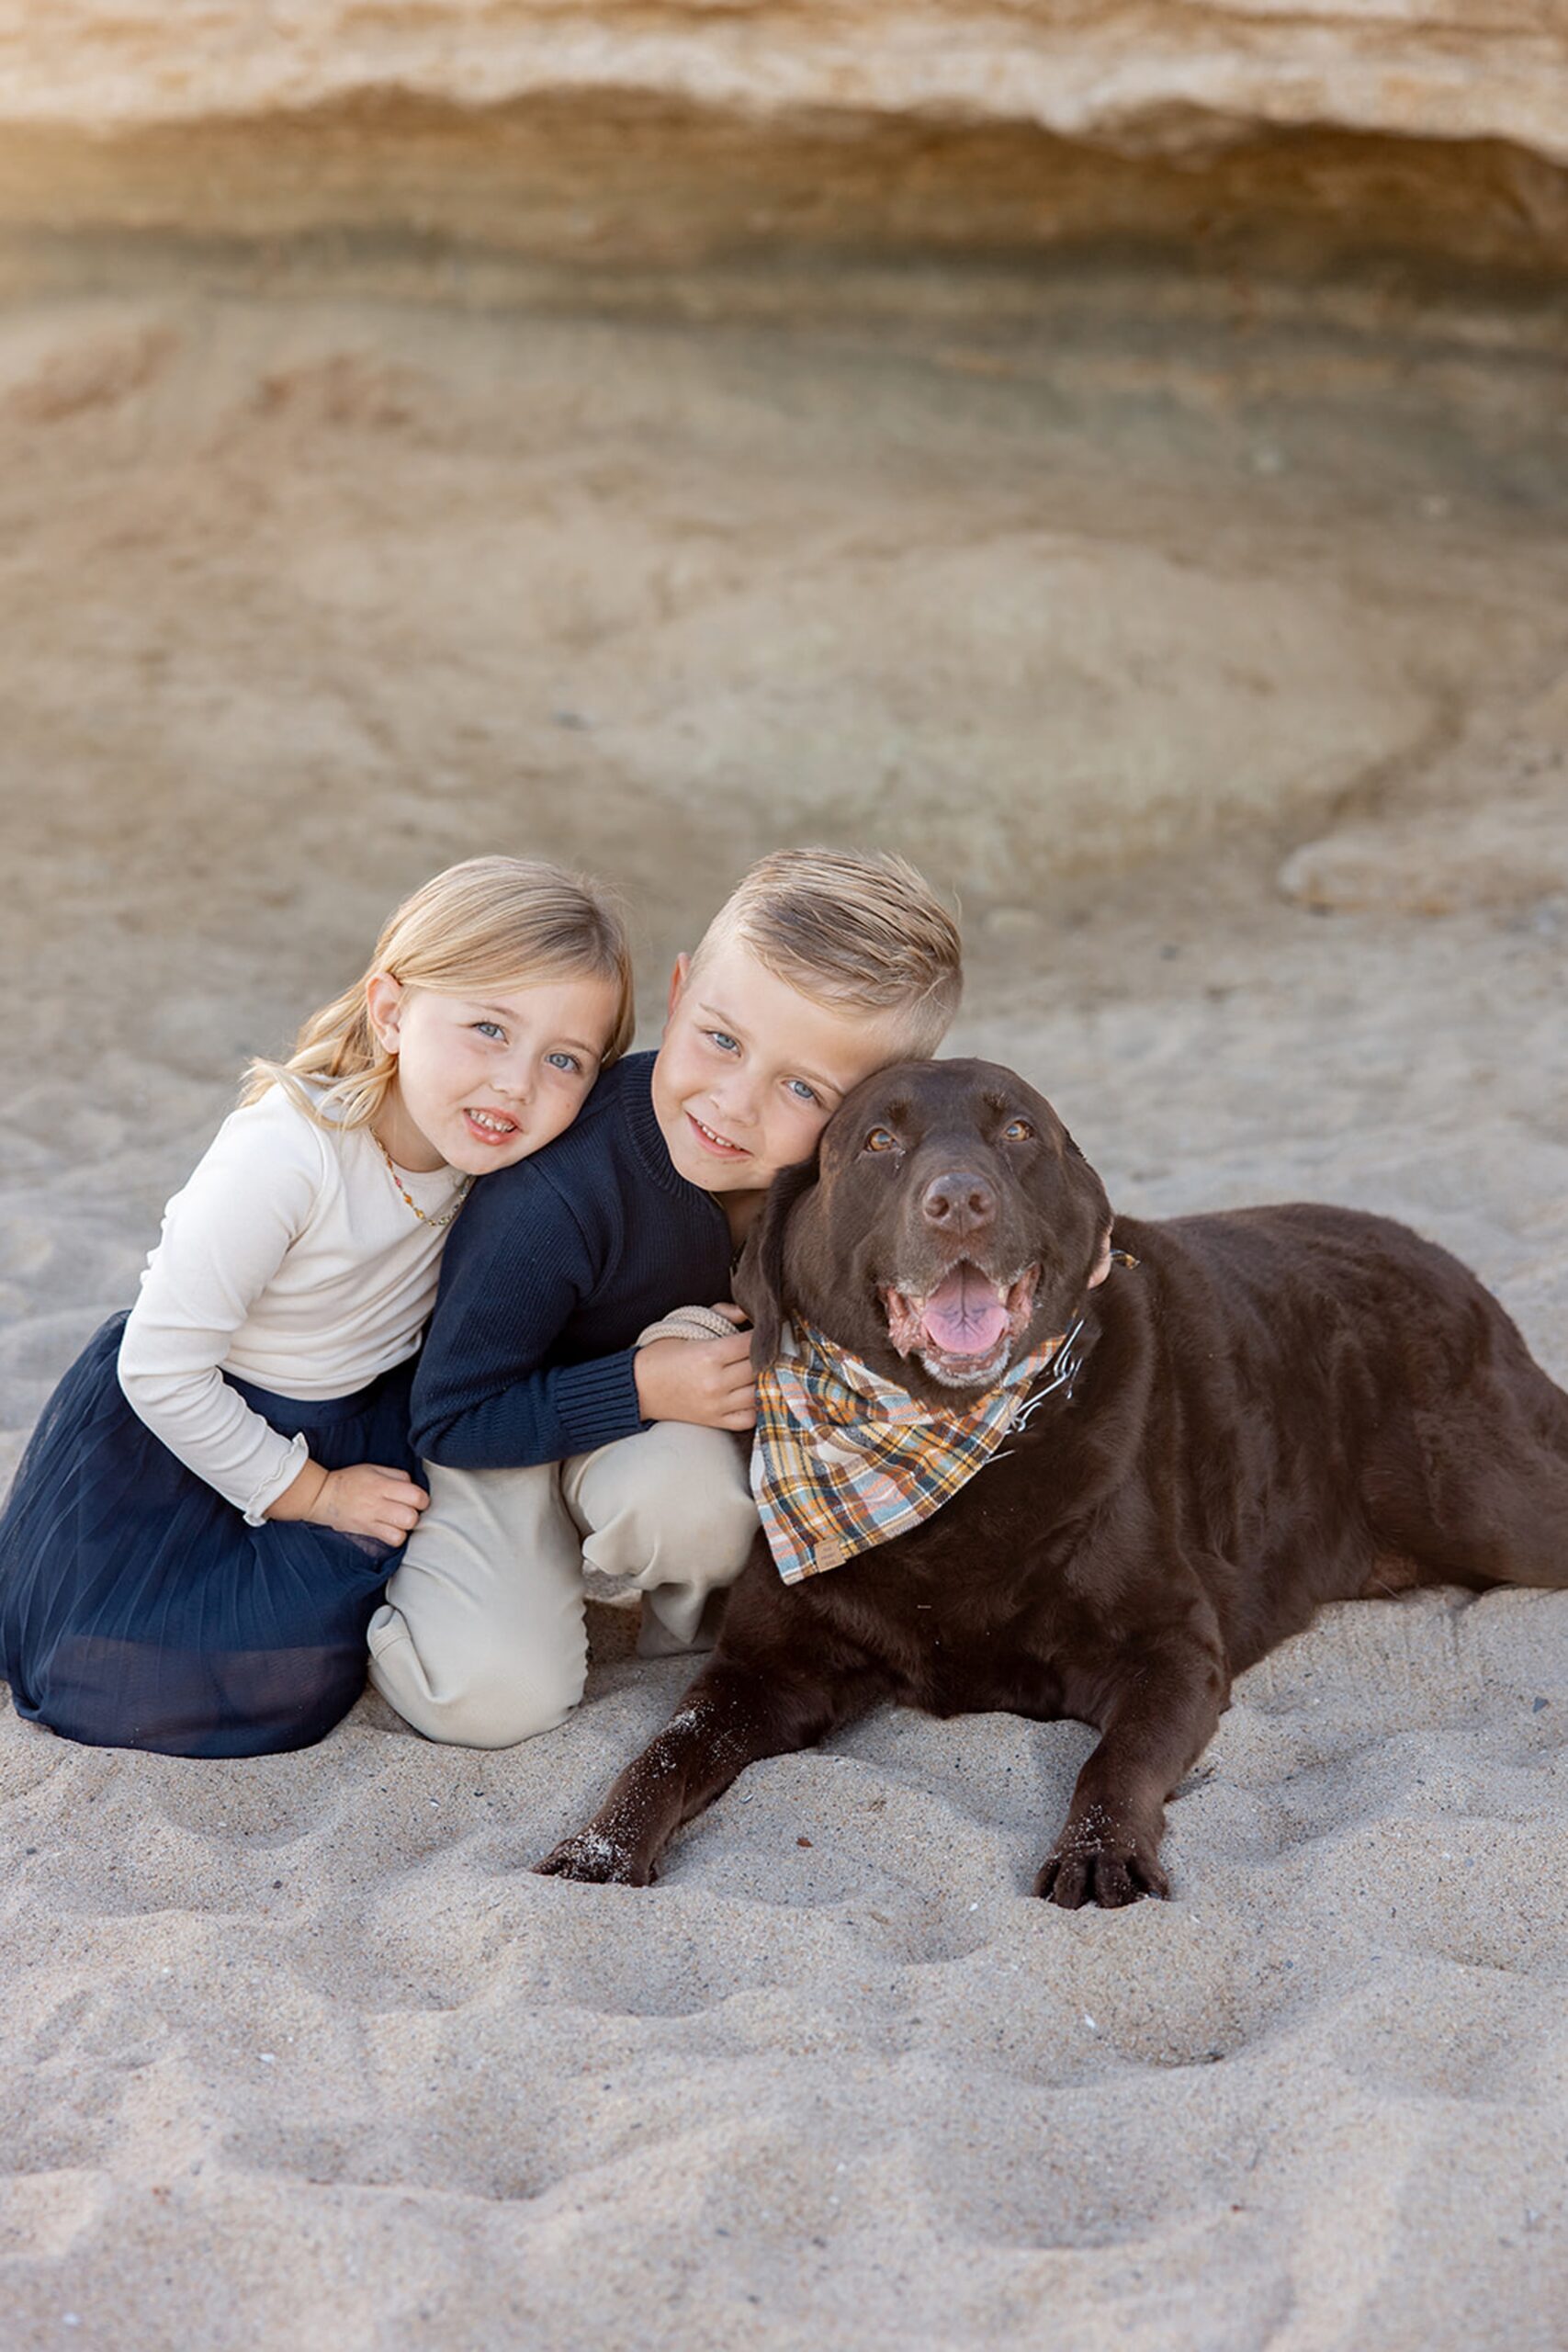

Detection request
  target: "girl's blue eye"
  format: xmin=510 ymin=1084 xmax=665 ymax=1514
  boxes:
xmin=546 ymin=1051 xmax=583 ymax=1075
xmin=474 ymin=1021 xmax=505 ymax=1041
xmin=786 ymin=1079 xmax=820 ymax=1105
xmin=706 ymin=1031 xmax=739 ymax=1055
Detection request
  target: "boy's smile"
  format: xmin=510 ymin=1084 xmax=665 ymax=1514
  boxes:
xmin=685 ymin=1109 xmax=750 ymax=1162
xmin=651 ymin=940 xmax=907 ymax=1223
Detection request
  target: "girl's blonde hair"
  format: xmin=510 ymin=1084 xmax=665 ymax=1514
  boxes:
xmin=243 ymin=855 xmax=636 ymax=1130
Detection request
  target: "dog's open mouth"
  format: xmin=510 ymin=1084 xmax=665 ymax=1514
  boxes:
xmin=882 ymin=1262 xmax=1040 ymax=1385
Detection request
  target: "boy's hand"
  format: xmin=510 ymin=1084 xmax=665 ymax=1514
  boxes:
xmin=635 ymin=1325 xmax=757 ymax=1431
xmin=266 ymin=1458 xmax=431 ymax=1544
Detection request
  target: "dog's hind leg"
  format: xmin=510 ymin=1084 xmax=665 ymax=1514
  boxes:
xmin=1363 ymin=1355 xmax=1568 ymax=1593
xmin=535 ymin=1657 xmax=882 ymax=1887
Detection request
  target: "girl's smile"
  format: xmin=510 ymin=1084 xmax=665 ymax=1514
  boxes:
xmin=464 ymin=1105 xmax=523 ymax=1147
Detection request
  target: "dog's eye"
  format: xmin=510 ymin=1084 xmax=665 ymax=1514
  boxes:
xmin=863 ymin=1127 xmax=898 ymax=1155
xmin=1002 ymin=1118 xmax=1036 ymax=1143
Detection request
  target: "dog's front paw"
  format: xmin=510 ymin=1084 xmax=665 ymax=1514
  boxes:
xmin=533 ymin=1829 xmax=653 ymax=1886
xmin=1034 ymin=1814 xmax=1168 ymax=1910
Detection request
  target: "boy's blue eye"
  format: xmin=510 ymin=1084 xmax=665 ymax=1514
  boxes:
xmin=706 ymin=1030 xmax=739 ymax=1055
xmin=786 ymin=1079 xmax=820 ymax=1106
xmin=546 ymin=1051 xmax=583 ymax=1075
xmin=473 ymin=1021 xmax=506 ymax=1041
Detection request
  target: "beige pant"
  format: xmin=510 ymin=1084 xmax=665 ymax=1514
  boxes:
xmin=367 ymin=1417 xmax=759 ymax=1748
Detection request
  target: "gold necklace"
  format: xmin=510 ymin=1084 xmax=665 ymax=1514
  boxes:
xmin=371 ymin=1130 xmax=474 ymax=1229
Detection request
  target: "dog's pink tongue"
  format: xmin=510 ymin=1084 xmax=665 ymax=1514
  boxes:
xmin=921 ymin=1265 xmax=1010 ymax=1357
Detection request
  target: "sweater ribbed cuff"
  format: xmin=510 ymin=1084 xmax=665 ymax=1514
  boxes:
xmin=243 ymin=1430 xmax=310 ymax=1527
xmin=552 ymin=1349 xmax=647 ymax=1457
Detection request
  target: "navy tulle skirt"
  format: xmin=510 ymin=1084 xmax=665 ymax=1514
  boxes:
xmin=0 ymin=1313 xmax=419 ymax=1758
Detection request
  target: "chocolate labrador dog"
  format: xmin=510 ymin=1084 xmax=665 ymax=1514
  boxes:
xmin=538 ymin=1059 xmax=1568 ymax=1906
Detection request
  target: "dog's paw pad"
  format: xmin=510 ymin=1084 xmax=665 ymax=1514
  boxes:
xmin=533 ymin=1831 xmax=649 ymax=1886
xmin=1034 ymin=1834 xmax=1168 ymax=1910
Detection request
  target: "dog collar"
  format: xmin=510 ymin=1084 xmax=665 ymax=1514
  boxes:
xmin=1008 ymin=1315 xmax=1087 ymax=1428
xmin=751 ymin=1320 xmax=1073 ymax=1584
xmin=1009 ymin=1248 xmax=1137 ymax=1417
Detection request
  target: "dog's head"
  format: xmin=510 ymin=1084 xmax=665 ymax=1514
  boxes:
xmin=736 ymin=1057 xmax=1112 ymax=1401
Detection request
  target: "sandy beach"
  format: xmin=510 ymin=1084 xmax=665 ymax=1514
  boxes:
xmin=0 ymin=285 xmax=1565 ymax=2348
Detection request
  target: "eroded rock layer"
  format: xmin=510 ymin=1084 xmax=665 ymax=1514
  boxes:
xmin=2 ymin=3 xmax=1567 ymax=277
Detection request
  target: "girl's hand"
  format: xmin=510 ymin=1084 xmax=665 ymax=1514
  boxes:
xmin=635 ymin=1329 xmax=757 ymax=1431
xmin=266 ymin=1458 xmax=430 ymax=1544
xmin=313 ymin=1464 xmax=431 ymax=1544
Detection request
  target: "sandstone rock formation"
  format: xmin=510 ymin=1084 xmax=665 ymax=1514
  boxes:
xmin=1279 ymin=800 xmax=1568 ymax=918
xmin=1279 ymin=678 xmax=1568 ymax=917
xmin=2 ymin=2 xmax=1567 ymax=277
xmin=1 ymin=289 xmax=1562 ymax=916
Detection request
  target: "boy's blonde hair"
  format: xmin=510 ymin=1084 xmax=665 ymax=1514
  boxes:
xmin=243 ymin=855 xmax=635 ymax=1130
xmin=693 ymin=846 xmax=962 ymax=1056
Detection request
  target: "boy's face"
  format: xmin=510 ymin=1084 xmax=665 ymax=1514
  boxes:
xmin=651 ymin=939 xmax=908 ymax=1199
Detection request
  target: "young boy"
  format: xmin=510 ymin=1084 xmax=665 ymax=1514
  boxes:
xmin=367 ymin=847 xmax=963 ymax=1747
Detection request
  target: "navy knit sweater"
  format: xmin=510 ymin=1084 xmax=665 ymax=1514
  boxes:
xmin=409 ymin=1052 xmax=734 ymax=1470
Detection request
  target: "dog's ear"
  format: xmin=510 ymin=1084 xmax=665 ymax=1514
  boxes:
xmin=733 ymin=1155 xmax=820 ymax=1370
xmin=1057 ymin=1120 xmax=1113 ymax=1289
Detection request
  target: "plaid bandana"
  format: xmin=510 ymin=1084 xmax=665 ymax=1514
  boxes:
xmin=750 ymin=1317 xmax=1085 ymax=1584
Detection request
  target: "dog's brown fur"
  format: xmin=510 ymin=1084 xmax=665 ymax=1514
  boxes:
xmin=538 ymin=1059 xmax=1568 ymax=1906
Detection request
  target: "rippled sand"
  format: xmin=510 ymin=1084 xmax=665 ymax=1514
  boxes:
xmin=0 ymin=286 xmax=1565 ymax=2349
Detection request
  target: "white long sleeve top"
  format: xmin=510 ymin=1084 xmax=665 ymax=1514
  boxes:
xmin=117 ymin=1085 xmax=466 ymax=1522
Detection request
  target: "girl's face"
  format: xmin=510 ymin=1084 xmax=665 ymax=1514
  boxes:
xmin=367 ymin=970 xmax=624 ymax=1174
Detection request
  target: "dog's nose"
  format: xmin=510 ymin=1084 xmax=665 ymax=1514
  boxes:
xmin=921 ymin=1171 xmax=997 ymax=1233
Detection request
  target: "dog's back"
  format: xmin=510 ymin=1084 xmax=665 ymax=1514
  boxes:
xmin=1110 ymin=1197 xmax=1568 ymax=1634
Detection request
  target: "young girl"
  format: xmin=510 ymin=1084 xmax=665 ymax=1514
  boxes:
xmin=0 ymin=856 xmax=634 ymax=1759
